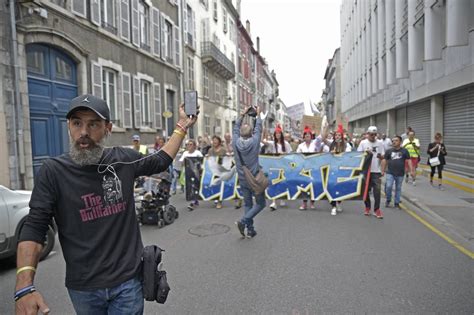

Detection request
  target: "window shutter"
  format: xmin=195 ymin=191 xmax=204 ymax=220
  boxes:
xmin=90 ymin=0 xmax=100 ymax=26
xmin=183 ymin=5 xmax=188 ymax=45
xmin=121 ymin=0 xmax=130 ymax=41
xmin=71 ymin=0 xmax=86 ymax=17
xmin=151 ymin=7 xmax=161 ymax=56
xmin=192 ymin=10 xmax=197 ymax=49
xmin=133 ymin=76 xmax=141 ymax=128
xmin=116 ymin=71 xmax=123 ymax=127
xmin=174 ymin=25 xmax=181 ymax=68
xmin=91 ymin=62 xmax=102 ymax=98
xmin=131 ymin=0 xmax=139 ymax=47
xmin=122 ymin=73 xmax=132 ymax=128
xmin=153 ymin=83 xmax=162 ymax=129
xmin=160 ymin=13 xmax=166 ymax=60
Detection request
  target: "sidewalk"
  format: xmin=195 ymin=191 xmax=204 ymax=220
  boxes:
xmin=398 ymin=170 xmax=474 ymax=255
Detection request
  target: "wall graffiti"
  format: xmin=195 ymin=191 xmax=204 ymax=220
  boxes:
xmin=184 ymin=152 xmax=371 ymax=201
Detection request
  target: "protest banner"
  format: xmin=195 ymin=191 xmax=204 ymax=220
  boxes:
xmin=184 ymin=152 xmax=372 ymax=201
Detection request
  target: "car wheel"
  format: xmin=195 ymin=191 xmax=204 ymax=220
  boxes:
xmin=39 ymin=226 xmax=55 ymax=261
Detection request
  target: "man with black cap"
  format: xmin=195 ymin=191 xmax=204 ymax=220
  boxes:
xmin=14 ymin=94 xmax=198 ymax=314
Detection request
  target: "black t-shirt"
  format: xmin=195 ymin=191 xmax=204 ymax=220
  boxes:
xmin=427 ymin=142 xmax=447 ymax=165
xmin=384 ymin=147 xmax=410 ymax=176
xmin=20 ymin=147 xmax=172 ymax=290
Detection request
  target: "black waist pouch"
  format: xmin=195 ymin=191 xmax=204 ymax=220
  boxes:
xmin=142 ymin=245 xmax=170 ymax=304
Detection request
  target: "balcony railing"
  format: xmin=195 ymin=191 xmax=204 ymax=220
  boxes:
xmin=201 ymin=41 xmax=235 ymax=80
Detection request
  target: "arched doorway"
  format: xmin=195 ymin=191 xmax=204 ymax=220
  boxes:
xmin=26 ymin=44 xmax=78 ymax=174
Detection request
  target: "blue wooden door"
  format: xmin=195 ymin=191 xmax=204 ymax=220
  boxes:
xmin=26 ymin=44 xmax=77 ymax=174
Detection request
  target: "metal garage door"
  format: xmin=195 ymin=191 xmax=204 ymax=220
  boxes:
xmin=359 ymin=117 xmax=371 ymax=131
xmin=396 ymin=107 xmax=406 ymax=136
xmin=407 ymin=101 xmax=431 ymax=159
xmin=375 ymin=112 xmax=387 ymax=136
xmin=443 ymin=87 xmax=474 ymax=177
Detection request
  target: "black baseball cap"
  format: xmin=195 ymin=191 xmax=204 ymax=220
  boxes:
xmin=66 ymin=94 xmax=110 ymax=121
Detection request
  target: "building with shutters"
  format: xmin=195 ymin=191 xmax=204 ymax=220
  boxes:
xmin=322 ymin=48 xmax=342 ymax=130
xmin=340 ymin=0 xmax=474 ymax=176
xmin=0 ymin=0 xmax=182 ymax=189
xmin=237 ymin=19 xmax=255 ymax=118
xmin=186 ymin=0 xmax=238 ymax=138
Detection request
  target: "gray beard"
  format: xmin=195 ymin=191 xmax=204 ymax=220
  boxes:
xmin=69 ymin=135 xmax=106 ymax=166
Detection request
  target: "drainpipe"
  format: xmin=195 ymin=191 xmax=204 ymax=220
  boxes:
xmin=9 ymin=0 xmax=24 ymax=189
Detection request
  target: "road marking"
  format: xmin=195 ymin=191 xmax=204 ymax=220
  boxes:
xmin=399 ymin=203 xmax=474 ymax=260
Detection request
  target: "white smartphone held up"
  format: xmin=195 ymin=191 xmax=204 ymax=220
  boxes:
xmin=184 ymin=91 xmax=198 ymax=117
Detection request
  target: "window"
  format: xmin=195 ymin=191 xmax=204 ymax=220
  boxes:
xmin=215 ymin=118 xmax=221 ymax=134
xmin=138 ymin=0 xmax=150 ymax=50
xmin=213 ymin=0 xmax=218 ymax=21
xmin=100 ymin=0 xmax=116 ymax=33
xmin=229 ymin=19 xmax=235 ymax=41
xmin=203 ymin=66 xmax=209 ymax=97
xmin=223 ymin=8 xmax=228 ymax=33
xmin=26 ymin=50 xmax=45 ymax=75
xmin=215 ymin=81 xmax=221 ymax=102
xmin=141 ymin=80 xmax=151 ymax=127
xmin=164 ymin=20 xmax=173 ymax=61
xmin=187 ymin=57 xmax=194 ymax=90
xmin=204 ymin=115 xmax=211 ymax=135
xmin=213 ymin=33 xmax=220 ymax=48
xmin=102 ymin=68 xmax=118 ymax=124
xmin=224 ymin=81 xmax=228 ymax=103
xmin=55 ymin=57 xmax=72 ymax=81
xmin=186 ymin=5 xmax=195 ymax=47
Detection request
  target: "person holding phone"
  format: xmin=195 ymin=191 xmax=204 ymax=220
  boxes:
xmin=427 ymin=133 xmax=447 ymax=190
xmin=357 ymin=126 xmax=385 ymax=219
xmin=402 ymin=130 xmax=421 ymax=186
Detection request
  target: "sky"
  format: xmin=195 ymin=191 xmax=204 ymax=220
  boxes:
xmin=240 ymin=0 xmax=342 ymax=112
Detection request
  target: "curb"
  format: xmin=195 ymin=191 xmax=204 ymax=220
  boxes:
xmin=400 ymin=193 xmax=474 ymax=258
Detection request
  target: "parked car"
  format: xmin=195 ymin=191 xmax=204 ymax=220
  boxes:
xmin=0 ymin=185 xmax=56 ymax=261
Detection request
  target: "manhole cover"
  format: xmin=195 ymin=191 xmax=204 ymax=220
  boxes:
xmin=461 ymin=198 xmax=474 ymax=204
xmin=188 ymin=223 xmax=230 ymax=237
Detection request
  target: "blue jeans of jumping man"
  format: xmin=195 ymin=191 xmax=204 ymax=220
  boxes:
xmin=240 ymin=184 xmax=266 ymax=232
xmin=385 ymin=173 xmax=404 ymax=205
xmin=67 ymin=276 xmax=144 ymax=315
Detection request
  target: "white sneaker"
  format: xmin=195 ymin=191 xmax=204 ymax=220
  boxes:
xmin=336 ymin=203 xmax=343 ymax=213
xmin=279 ymin=200 xmax=286 ymax=207
xmin=331 ymin=207 xmax=337 ymax=216
xmin=270 ymin=202 xmax=277 ymax=211
xmin=412 ymin=180 xmax=416 ymax=187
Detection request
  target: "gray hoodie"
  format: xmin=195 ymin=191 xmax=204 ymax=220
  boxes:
xmin=232 ymin=117 xmax=263 ymax=184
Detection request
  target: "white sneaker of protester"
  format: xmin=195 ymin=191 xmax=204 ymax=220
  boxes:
xmin=331 ymin=207 xmax=337 ymax=216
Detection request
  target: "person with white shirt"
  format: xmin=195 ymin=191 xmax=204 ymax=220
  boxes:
xmin=381 ymin=134 xmax=392 ymax=151
xmin=328 ymin=125 xmax=352 ymax=215
xmin=357 ymin=126 xmax=385 ymax=219
xmin=265 ymin=124 xmax=292 ymax=211
xmin=296 ymin=126 xmax=318 ymax=210
xmin=180 ymin=139 xmax=203 ymax=211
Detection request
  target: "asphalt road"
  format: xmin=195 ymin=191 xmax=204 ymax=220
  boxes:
xmin=1 ymin=194 xmax=473 ymax=314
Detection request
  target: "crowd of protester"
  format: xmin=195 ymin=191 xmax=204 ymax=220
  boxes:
xmin=131 ymin=122 xmax=447 ymax=220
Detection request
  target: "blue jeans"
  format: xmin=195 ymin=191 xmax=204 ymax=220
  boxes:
xmin=385 ymin=173 xmax=404 ymax=205
xmin=171 ymin=167 xmax=180 ymax=192
xmin=67 ymin=277 xmax=144 ymax=315
xmin=240 ymin=184 xmax=266 ymax=232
